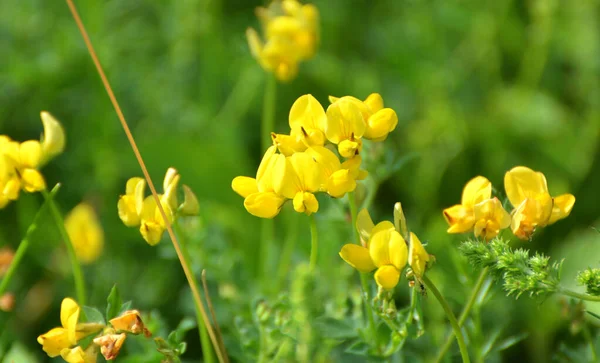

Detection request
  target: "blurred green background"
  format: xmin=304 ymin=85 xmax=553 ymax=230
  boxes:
xmin=1 ymin=0 xmax=599 ymax=362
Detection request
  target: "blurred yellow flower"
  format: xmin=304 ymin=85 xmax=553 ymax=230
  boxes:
xmin=329 ymin=93 xmax=398 ymax=142
xmin=443 ymin=176 xmax=492 ymax=234
xmin=340 ymin=220 xmax=408 ymax=290
xmin=40 ymin=111 xmax=66 ymax=165
xmin=37 ymin=298 xmax=102 ymax=359
xmin=118 ymin=168 xmax=197 ymax=245
xmin=60 ymin=345 xmax=97 ymax=363
xmin=65 ymin=203 xmax=104 ymax=264
xmin=247 ymin=0 xmax=319 ymax=81
xmin=504 ymin=166 xmax=575 ymax=240
xmin=232 ymin=146 xmax=286 ymax=218
xmin=472 ymin=197 xmax=511 ymax=241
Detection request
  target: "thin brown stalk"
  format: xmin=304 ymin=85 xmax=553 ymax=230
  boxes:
xmin=202 ymin=270 xmax=229 ymax=363
xmin=63 ymin=1 xmax=226 ymax=362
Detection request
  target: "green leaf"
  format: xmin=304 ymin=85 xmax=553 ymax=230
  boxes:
xmin=176 ymin=341 xmax=187 ymax=355
xmin=492 ymin=332 xmax=528 ymax=353
xmin=106 ymin=284 xmax=122 ymax=321
xmin=345 ymin=340 xmax=370 ymax=356
xmin=313 ymin=316 xmax=358 ymax=339
xmin=586 ymin=310 xmax=600 ymax=320
xmin=82 ymin=306 xmax=105 ymax=325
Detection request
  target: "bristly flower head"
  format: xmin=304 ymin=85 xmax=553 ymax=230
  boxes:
xmin=117 ymin=168 xmax=200 ymax=245
xmin=247 ymin=0 xmax=319 ymax=82
xmin=504 ymin=166 xmax=575 ymax=240
xmin=0 ymin=111 xmax=65 ymax=209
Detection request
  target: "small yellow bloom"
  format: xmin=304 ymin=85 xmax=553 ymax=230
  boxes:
xmin=504 ymin=166 xmax=575 ymax=239
xmin=65 ymin=202 xmax=104 ymax=264
xmin=139 ymin=195 xmax=174 ymax=246
xmin=93 ymin=333 xmax=126 ymax=360
xmin=325 ymin=98 xmax=366 ymax=158
xmin=40 ymin=111 xmax=66 ymax=165
xmin=306 ymin=146 xmax=356 ymax=198
xmin=247 ymin=0 xmax=319 ymax=81
xmin=340 ymin=220 xmax=408 ymax=290
xmin=60 ymin=345 xmax=97 ymax=363
xmin=288 ymin=94 xmax=326 ymax=146
xmin=472 ymin=197 xmax=511 ymax=241
xmin=443 ymin=176 xmax=492 ymax=234
xmin=232 ymin=146 xmax=286 ymax=218
xmin=329 ymin=93 xmax=398 ymax=141
xmin=37 ymin=298 xmax=101 ymax=358
xmin=117 ymin=177 xmax=146 ymax=227
xmin=274 ymin=151 xmax=322 ymax=215
xmin=408 ymin=232 xmax=430 ymax=278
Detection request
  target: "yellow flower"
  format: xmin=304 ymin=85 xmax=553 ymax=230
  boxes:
xmin=306 ymin=146 xmax=357 ymax=198
xmin=472 ymin=197 xmax=511 ymax=241
xmin=232 ymin=146 xmax=286 ymax=218
xmin=504 ymin=166 xmax=575 ymax=239
xmin=340 ymin=220 xmax=408 ymax=290
xmin=247 ymin=0 xmax=319 ymax=81
xmin=117 ymin=168 xmax=188 ymax=245
xmin=65 ymin=203 xmax=104 ymax=264
xmin=60 ymin=345 xmax=98 ymax=363
xmin=37 ymin=298 xmax=102 ymax=358
xmin=274 ymin=151 xmax=322 ymax=215
xmin=408 ymin=232 xmax=430 ymax=278
xmin=329 ymin=93 xmax=398 ymax=142
xmin=443 ymin=176 xmax=492 ymax=234
xmin=325 ymin=97 xmax=366 ymax=158
xmin=40 ymin=111 xmax=66 ymax=165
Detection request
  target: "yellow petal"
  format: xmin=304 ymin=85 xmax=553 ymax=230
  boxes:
xmin=162 ymin=172 xmax=180 ymax=211
xmin=117 ymin=195 xmax=140 ymax=227
xmin=289 ymin=94 xmax=326 ymax=134
xmin=180 ymin=185 xmax=200 ymax=216
xmin=443 ymin=204 xmax=474 ymax=233
xmin=125 ymin=177 xmax=144 ymax=196
xmin=339 ymin=244 xmax=376 ymax=272
xmin=289 ymin=152 xmax=322 ymax=192
xmin=244 ymin=192 xmax=285 ymax=219
xmin=473 ymin=197 xmax=511 ymax=240
xmin=3 ymin=176 xmax=21 ymax=200
xmin=369 ymin=227 xmax=405 ymax=268
xmin=271 ymin=131 xmax=307 ymax=156
xmin=163 ymin=168 xmax=179 ymax=192
xmin=60 ymin=298 xmax=80 ymax=345
xmin=374 ymin=265 xmax=400 ymax=290
xmin=232 ymin=176 xmax=259 ymax=198
xmin=109 ymin=310 xmax=149 ymax=335
xmin=408 ymin=232 xmax=429 ymax=278
xmin=461 ymin=176 xmax=492 ymax=208
xmin=364 ymin=108 xmax=398 ymax=141
xmin=274 ymin=61 xmax=298 ymax=82
xmin=40 ymin=111 xmax=66 ymax=164
xmin=548 ymin=194 xmax=575 ymax=225
xmin=256 ymin=146 xmax=278 ymax=192
xmin=20 ymin=168 xmax=46 ymax=192
xmin=356 ymin=208 xmax=375 ymax=243
xmin=65 ymin=203 xmax=104 ymax=264
xmin=504 ymin=166 xmax=548 ymax=207
xmin=60 ymin=346 xmax=90 ymax=363
xmin=140 ymin=220 xmax=165 ymax=246
xmin=37 ymin=328 xmax=70 ymax=357
xmin=364 ymin=93 xmax=384 ymax=113
xmin=306 ymin=146 xmax=342 ymax=179
xmin=371 ymin=220 xmax=395 ymax=236
xmin=388 ymin=230 xmax=408 ymax=271
xmin=338 ymin=138 xmax=362 ymax=159
xmin=326 ymin=169 xmax=356 ymax=198
xmin=246 ymin=27 xmax=263 ymax=59
xmin=325 ymin=98 xmax=366 ymax=144
xmin=19 ymin=140 xmax=43 ymax=169
xmin=292 ymin=191 xmax=319 ymax=215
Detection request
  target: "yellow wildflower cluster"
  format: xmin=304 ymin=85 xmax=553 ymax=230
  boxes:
xmin=38 ymin=298 xmax=150 ymax=363
xmin=118 ymin=168 xmax=200 ymax=246
xmin=247 ymin=0 xmax=319 ymax=81
xmin=339 ymin=206 xmax=431 ymax=290
xmin=0 ymin=111 xmax=65 ymax=208
xmin=232 ymin=93 xmax=398 ymax=218
xmin=65 ymin=202 xmax=104 ymax=264
xmin=444 ymin=166 xmax=575 ymax=240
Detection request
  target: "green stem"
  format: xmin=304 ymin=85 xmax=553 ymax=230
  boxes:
xmin=0 ymin=185 xmax=60 ymax=296
xmin=276 ymin=213 xmax=299 ymax=290
xmin=309 ymin=215 xmax=318 ymax=271
xmin=172 ymin=223 xmax=214 ymax=363
xmin=421 ymin=274 xmax=471 ymax=363
xmin=583 ymin=325 xmax=597 ymax=362
xmin=557 ymin=287 xmax=600 ymax=302
xmin=435 ymin=268 xmax=489 ymax=363
xmin=348 ymin=192 xmax=378 ymax=344
xmin=41 ymin=187 xmax=86 ymax=306
xmin=259 ymin=74 xmax=276 ymax=285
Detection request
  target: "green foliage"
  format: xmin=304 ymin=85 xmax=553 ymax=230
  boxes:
xmin=576 ymin=268 xmax=600 ymax=296
xmin=460 ymin=238 xmax=563 ymax=298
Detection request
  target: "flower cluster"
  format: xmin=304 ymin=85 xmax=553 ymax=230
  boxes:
xmin=117 ymin=168 xmax=199 ymax=245
xmin=0 ymin=111 xmax=65 ymax=209
xmin=232 ymin=93 xmax=398 ymax=218
xmin=247 ymin=0 xmax=319 ymax=81
xmin=339 ymin=205 xmax=431 ymax=290
xmin=443 ymin=166 xmax=575 ymax=240
xmin=65 ymin=202 xmax=104 ymax=264
xmin=38 ymin=298 xmax=150 ymax=362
